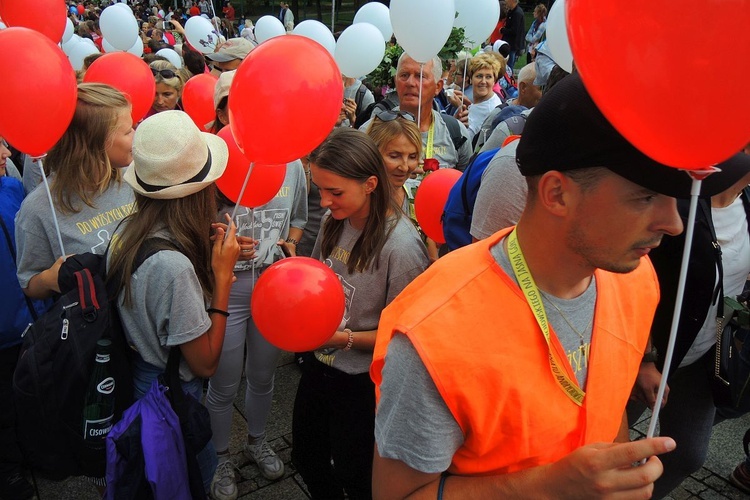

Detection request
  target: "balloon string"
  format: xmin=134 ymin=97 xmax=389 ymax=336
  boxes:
xmin=417 ymin=63 xmax=424 ymax=131
xmin=461 ymin=59 xmax=468 ymax=112
xmin=230 ymin=162 xmax=254 ymax=224
xmin=643 ymin=171 xmax=714 ymax=460
xmin=38 ymin=157 xmax=67 ymax=259
xmin=251 ymin=207 xmax=256 ymax=289
xmin=331 ymin=1 xmax=335 ymax=32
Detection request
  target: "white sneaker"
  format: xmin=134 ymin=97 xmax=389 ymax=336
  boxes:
xmin=243 ymin=438 xmax=285 ymax=480
xmin=210 ymin=458 xmax=238 ymax=500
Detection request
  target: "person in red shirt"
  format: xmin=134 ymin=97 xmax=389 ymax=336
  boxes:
xmin=189 ymin=2 xmax=200 ymax=17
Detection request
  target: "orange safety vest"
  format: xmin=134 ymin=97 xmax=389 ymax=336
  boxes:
xmin=371 ymin=227 xmax=658 ymax=476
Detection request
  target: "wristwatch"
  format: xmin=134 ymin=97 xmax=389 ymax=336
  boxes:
xmin=642 ymin=346 xmax=658 ymax=364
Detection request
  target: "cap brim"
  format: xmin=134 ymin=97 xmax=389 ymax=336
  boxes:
xmin=124 ymin=132 xmax=228 ymax=200
xmin=205 ymin=52 xmax=236 ymax=62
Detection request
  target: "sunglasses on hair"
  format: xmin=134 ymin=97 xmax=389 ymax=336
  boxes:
xmin=375 ymin=110 xmax=416 ymax=122
xmin=151 ymin=68 xmax=177 ymax=79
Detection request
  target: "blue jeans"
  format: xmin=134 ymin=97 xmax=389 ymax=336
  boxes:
xmin=508 ymin=50 xmax=519 ymax=73
xmin=132 ymin=355 xmax=218 ymax=493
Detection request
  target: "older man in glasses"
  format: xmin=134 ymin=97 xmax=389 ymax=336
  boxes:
xmin=360 ymin=53 xmax=473 ymax=171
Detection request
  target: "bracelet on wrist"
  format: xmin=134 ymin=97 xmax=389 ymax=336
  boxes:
xmin=343 ymin=328 xmax=354 ymax=351
xmin=642 ymin=346 xmax=658 ymax=364
xmin=206 ymin=307 xmax=229 ymax=317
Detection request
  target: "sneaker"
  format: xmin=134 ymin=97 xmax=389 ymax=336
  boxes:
xmin=243 ymin=438 xmax=284 ymax=480
xmin=729 ymin=460 xmax=750 ymax=494
xmin=210 ymin=459 xmax=238 ymax=500
xmin=0 ymin=471 xmax=34 ymax=500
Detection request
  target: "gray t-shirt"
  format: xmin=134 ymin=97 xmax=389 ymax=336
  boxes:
xmin=360 ymin=109 xmax=473 ymax=170
xmin=470 ymin=141 xmax=527 ymax=240
xmin=312 ymin=214 xmax=429 ymax=374
xmin=225 ymin=160 xmax=307 ymax=272
xmin=297 ymin=183 xmax=324 ymax=258
xmin=375 ymin=238 xmax=596 ymax=473
xmin=15 ymin=180 xmax=135 ymax=288
xmin=116 ymin=243 xmax=211 ymax=382
xmin=342 ymin=80 xmax=375 ymax=128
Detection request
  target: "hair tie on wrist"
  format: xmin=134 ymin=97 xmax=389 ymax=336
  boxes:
xmin=207 ymin=307 xmax=229 ymax=317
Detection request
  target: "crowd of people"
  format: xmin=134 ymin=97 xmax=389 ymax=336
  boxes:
xmin=2 ymin=0 xmax=750 ymax=499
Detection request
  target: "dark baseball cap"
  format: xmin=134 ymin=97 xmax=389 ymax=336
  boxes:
xmin=516 ymin=73 xmax=750 ymax=198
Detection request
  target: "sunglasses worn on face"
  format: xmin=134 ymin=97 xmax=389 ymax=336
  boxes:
xmin=151 ymin=68 xmax=176 ymax=79
xmin=375 ymin=110 xmax=416 ymax=122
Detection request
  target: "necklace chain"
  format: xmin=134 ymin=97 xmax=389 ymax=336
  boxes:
xmin=538 ymin=290 xmax=593 ymax=346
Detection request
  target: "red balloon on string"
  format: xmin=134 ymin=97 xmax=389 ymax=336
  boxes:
xmin=567 ymin=0 xmax=750 ymax=169
xmin=76 ymin=3 xmax=85 ymax=14
xmin=0 ymin=0 xmax=67 ymax=43
xmin=216 ymin=126 xmax=287 ymax=208
xmin=415 ymin=169 xmax=462 ymax=244
xmin=182 ymin=73 xmax=219 ymax=131
xmin=228 ymin=35 xmax=342 ymax=164
xmin=0 ymin=28 xmax=77 ymax=156
xmin=251 ymin=257 xmax=345 ymax=352
xmin=83 ymin=52 xmax=156 ymax=124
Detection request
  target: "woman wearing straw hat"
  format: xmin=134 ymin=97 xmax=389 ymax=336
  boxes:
xmin=108 ymin=110 xmax=241 ymax=493
xmin=15 ymin=83 xmax=135 ymax=302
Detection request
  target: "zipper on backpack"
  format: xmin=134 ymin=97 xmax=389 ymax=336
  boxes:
xmin=61 ymin=319 xmax=69 ymax=340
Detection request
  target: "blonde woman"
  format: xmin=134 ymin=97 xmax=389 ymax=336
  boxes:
xmin=147 ymin=59 xmax=184 ymax=118
xmin=15 ymin=83 xmax=135 ymax=300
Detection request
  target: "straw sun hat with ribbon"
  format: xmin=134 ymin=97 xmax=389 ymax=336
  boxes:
xmin=123 ymin=110 xmax=229 ymax=199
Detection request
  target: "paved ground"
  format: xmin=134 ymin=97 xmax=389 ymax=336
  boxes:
xmin=30 ymin=351 xmax=750 ymax=499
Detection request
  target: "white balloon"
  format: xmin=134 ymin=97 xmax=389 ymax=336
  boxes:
xmin=454 ymin=0 xmax=499 ymax=49
xmin=353 ymin=2 xmax=392 ymax=41
xmin=292 ymin=20 xmax=335 ymax=55
xmin=62 ymin=34 xmax=82 ymax=55
xmin=68 ymin=42 xmax=100 ymax=71
xmin=102 ymin=38 xmax=116 ymax=53
xmin=546 ymin=0 xmax=573 ymax=72
xmin=390 ymin=0 xmax=455 ymax=63
xmin=126 ymin=37 xmax=144 ymax=57
xmin=81 ymin=37 xmax=97 ymax=48
xmin=335 ymin=23 xmax=385 ymax=79
xmin=156 ymin=48 xmax=183 ymax=68
xmin=0 ymin=21 xmax=6 ymax=30
xmin=100 ymin=5 xmax=139 ymax=51
xmin=254 ymin=15 xmax=286 ymax=44
xmin=62 ymin=17 xmax=74 ymax=43
xmin=184 ymin=15 xmax=220 ymax=54
xmin=112 ymin=2 xmax=133 ymax=14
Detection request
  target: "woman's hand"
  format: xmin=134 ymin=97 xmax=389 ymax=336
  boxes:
xmin=210 ymin=213 xmax=240 ymax=286
xmin=237 ymin=235 xmax=259 ymax=261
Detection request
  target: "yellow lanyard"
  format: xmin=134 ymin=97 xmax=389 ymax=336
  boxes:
xmin=507 ymin=227 xmax=586 ymax=406
xmin=425 ymin=114 xmax=435 ymax=159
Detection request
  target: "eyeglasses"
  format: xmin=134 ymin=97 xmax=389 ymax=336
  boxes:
xmin=374 ymin=110 xmax=416 ymax=122
xmin=151 ymin=67 xmax=177 ymax=79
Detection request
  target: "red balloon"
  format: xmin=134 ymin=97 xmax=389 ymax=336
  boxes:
xmin=0 ymin=28 xmax=77 ymax=156
xmin=415 ymin=169 xmax=462 ymax=244
xmin=83 ymin=52 xmax=156 ymax=124
xmin=251 ymin=257 xmax=345 ymax=352
xmin=567 ymin=0 xmax=750 ymax=169
xmin=216 ymin=127 xmax=287 ymax=208
xmin=76 ymin=3 xmax=85 ymax=14
xmin=0 ymin=0 xmax=67 ymax=42
xmin=228 ymin=35 xmax=343 ymax=164
xmin=182 ymin=73 xmax=219 ymax=131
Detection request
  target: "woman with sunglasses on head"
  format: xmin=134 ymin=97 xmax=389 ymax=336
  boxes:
xmin=108 ymin=110 xmax=240 ymax=494
xmin=291 ymin=128 xmax=429 ymax=500
xmin=15 ymin=83 xmax=135 ymax=301
xmin=147 ymin=60 xmax=184 ymax=118
xmin=366 ymin=109 xmax=422 ymax=219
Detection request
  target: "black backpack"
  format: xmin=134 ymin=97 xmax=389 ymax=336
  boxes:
xmin=13 ymin=239 xmax=169 ymax=480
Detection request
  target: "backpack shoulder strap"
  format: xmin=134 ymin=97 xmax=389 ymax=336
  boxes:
xmin=106 ymin=237 xmax=178 ymax=298
xmin=440 ymin=114 xmax=468 ymax=152
xmin=504 ymin=113 xmax=528 ymax=136
xmin=354 ymin=83 xmax=367 ymax=112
